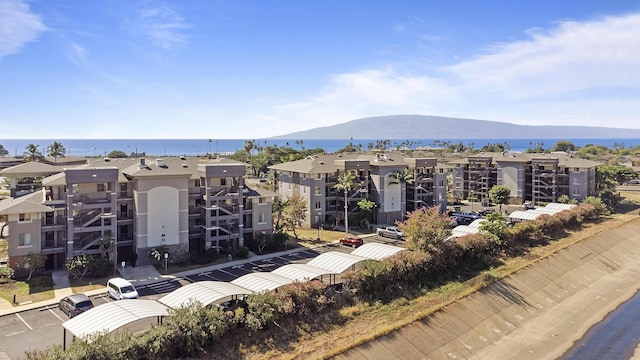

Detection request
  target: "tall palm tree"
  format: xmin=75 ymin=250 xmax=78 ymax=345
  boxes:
xmin=23 ymin=144 xmax=43 ymax=162
xmin=389 ymin=169 xmax=414 ymax=220
xmin=47 ymin=141 xmax=66 ymax=163
xmin=334 ymin=172 xmax=355 ymax=235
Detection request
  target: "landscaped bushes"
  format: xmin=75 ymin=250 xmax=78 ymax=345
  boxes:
xmin=27 ymin=204 xmax=608 ymax=359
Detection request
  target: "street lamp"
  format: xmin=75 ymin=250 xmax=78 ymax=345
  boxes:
xmin=317 ymin=212 xmax=322 ymax=241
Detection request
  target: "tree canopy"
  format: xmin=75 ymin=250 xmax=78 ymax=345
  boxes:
xmin=398 ymin=205 xmax=453 ymax=251
xmin=488 ymin=185 xmax=511 ymax=211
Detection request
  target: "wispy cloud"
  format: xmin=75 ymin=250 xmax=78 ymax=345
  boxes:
xmin=270 ymin=12 xmax=640 ymax=131
xmin=137 ymin=2 xmax=189 ymax=50
xmin=66 ymin=42 xmax=87 ymax=65
xmin=0 ymin=0 xmax=47 ymax=59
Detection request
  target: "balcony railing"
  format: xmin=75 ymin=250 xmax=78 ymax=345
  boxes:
xmin=72 ymin=192 xmax=111 ymax=205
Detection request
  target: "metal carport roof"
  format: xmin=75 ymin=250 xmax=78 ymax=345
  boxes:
xmin=544 ymin=203 xmax=577 ymax=211
xmin=508 ymin=210 xmax=543 ymax=221
xmin=530 ymin=207 xmax=561 ymax=215
xmin=231 ymin=272 xmax=295 ymax=292
xmin=307 ymin=251 xmax=368 ymax=274
xmin=158 ymin=281 xmax=253 ymax=308
xmin=271 ymin=263 xmax=332 ymax=282
xmin=467 ymin=219 xmax=486 ymax=228
xmin=351 ymin=242 xmax=406 ymax=260
xmin=62 ymin=300 xmax=170 ymax=339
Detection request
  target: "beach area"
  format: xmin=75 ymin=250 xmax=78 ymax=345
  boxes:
xmin=336 ymin=214 xmax=640 ymax=360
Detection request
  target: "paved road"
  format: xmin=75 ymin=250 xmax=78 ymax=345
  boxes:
xmin=0 ymin=240 xmax=382 ymax=359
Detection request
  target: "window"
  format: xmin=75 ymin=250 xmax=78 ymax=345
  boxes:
xmin=315 ymin=201 xmax=321 ymax=209
xmin=317 ymin=174 xmax=322 ymax=179
xmin=439 ymin=180 xmax=445 ymax=187
xmin=258 ymin=197 xmax=266 ymax=204
xmin=97 ymin=183 xmax=105 ymax=192
xmin=258 ymin=212 xmax=266 ymax=224
xmin=19 ymin=233 xmax=31 ymax=247
xmin=19 ymin=213 xmax=31 ymax=222
xmin=303 ymin=187 xmax=306 ymax=194
xmin=573 ymin=189 xmax=580 ymax=196
xmin=220 ymin=178 xmax=227 ymax=186
xmin=314 ymin=186 xmax=321 ymax=195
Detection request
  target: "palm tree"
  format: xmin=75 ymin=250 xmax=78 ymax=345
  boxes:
xmin=389 ymin=169 xmax=414 ymax=220
xmin=47 ymin=141 xmax=66 ymax=163
xmin=334 ymin=172 xmax=355 ymax=235
xmin=23 ymin=144 xmax=43 ymax=162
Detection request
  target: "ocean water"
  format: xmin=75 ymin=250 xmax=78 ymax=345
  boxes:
xmin=1 ymin=138 xmax=639 ymax=157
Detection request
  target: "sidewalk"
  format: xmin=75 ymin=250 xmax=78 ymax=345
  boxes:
xmin=0 ymin=245 xmax=324 ymax=317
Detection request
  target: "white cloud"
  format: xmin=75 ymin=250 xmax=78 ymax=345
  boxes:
xmin=0 ymin=0 xmax=47 ymax=59
xmin=66 ymin=42 xmax=87 ymax=65
xmin=137 ymin=2 xmax=189 ymax=50
xmin=267 ymin=12 xmax=640 ymax=131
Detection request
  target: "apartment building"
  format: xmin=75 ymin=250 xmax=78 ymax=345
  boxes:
xmin=269 ymin=152 xmax=448 ymax=227
xmin=0 ymin=157 xmax=275 ymax=269
xmin=450 ymin=152 xmax=599 ymax=204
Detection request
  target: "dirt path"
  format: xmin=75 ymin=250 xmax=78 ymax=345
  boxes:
xmin=333 ymin=217 xmax=640 ymax=360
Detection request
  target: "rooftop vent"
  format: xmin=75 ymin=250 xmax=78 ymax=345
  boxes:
xmin=103 ymin=157 xmax=110 ymax=162
xmin=156 ymin=159 xmax=167 ymax=168
xmin=182 ymin=163 xmax=188 ymax=168
xmin=180 ymin=155 xmax=186 ymax=160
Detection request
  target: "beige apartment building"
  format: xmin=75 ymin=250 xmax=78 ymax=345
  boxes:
xmin=449 ymin=152 xmax=600 ymax=204
xmin=0 ymin=157 xmax=275 ymax=269
xmin=269 ymin=152 xmax=449 ymax=228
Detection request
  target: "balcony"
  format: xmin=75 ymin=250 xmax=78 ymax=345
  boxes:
xmin=72 ymin=192 xmax=112 ymax=205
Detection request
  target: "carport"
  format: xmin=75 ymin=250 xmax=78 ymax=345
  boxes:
xmin=61 ymin=299 xmax=170 ymax=349
xmin=351 ymin=242 xmax=406 ymax=260
xmin=306 ymin=251 xmax=368 ymax=284
xmin=508 ymin=210 xmax=544 ymax=222
xmin=231 ymin=272 xmax=295 ymax=292
xmin=271 ymin=263 xmax=335 ymax=283
xmin=158 ymin=281 xmax=253 ymax=308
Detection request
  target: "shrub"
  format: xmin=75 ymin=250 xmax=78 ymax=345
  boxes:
xmin=243 ymin=291 xmax=283 ymax=331
xmin=233 ymin=245 xmax=249 ymax=259
xmin=88 ymin=257 xmax=113 ymax=278
xmin=0 ymin=266 xmax=14 ymax=283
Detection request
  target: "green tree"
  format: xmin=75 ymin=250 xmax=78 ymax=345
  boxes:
xmin=557 ymin=194 xmax=578 ymax=204
xmin=283 ymin=193 xmax=307 ymax=239
xmin=488 ymin=185 xmax=511 ymax=211
xmin=106 ymin=150 xmax=127 ymax=158
xmin=357 ymin=198 xmax=377 ymax=225
xmin=46 ymin=141 xmax=66 ymax=162
xmin=272 ymin=196 xmax=289 ymax=232
xmin=66 ymin=255 xmax=90 ymax=279
xmin=479 ymin=212 xmax=510 ymax=247
xmin=398 ymin=205 xmax=453 ymax=251
xmin=0 ymin=144 xmax=9 ymax=157
xmin=596 ymin=165 xmax=638 ymax=193
xmin=552 ymin=140 xmax=577 ymax=152
xmin=334 ymin=172 xmax=355 ymax=235
xmin=389 ymin=169 xmax=414 ymax=220
xmin=23 ymin=144 xmax=43 ymax=162
xmin=18 ymin=252 xmax=47 ymax=280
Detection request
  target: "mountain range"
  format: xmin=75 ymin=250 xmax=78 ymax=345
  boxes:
xmin=271 ymin=115 xmax=640 ymax=139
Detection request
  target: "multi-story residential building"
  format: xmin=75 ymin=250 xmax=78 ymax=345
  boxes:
xmin=269 ymin=152 xmax=448 ymax=227
xmin=450 ymin=152 xmax=600 ymax=204
xmin=0 ymin=157 xmax=275 ymax=269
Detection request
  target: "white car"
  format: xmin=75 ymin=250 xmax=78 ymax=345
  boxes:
xmin=106 ymin=277 xmax=139 ymax=300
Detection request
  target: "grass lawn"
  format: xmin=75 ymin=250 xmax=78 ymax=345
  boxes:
xmin=0 ymin=274 xmax=54 ymax=305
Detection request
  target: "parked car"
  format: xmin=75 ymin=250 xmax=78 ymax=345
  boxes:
xmin=339 ymin=236 xmax=364 ymax=248
xmin=106 ymin=277 xmax=139 ymax=300
xmin=478 ymin=208 xmax=496 ymax=216
xmin=523 ymin=202 xmax=535 ymax=210
xmin=59 ymin=293 xmax=94 ymax=318
xmin=376 ymin=226 xmax=405 ymax=239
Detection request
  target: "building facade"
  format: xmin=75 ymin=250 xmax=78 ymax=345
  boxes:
xmin=269 ymin=153 xmax=448 ymax=227
xmin=0 ymin=157 xmax=275 ymax=269
xmin=450 ymin=152 xmax=599 ymax=204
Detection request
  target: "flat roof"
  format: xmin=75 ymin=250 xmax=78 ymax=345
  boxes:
xmin=158 ymin=281 xmax=252 ymax=308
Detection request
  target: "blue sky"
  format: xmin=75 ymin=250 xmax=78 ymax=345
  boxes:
xmin=1 ymin=0 xmax=639 ymax=139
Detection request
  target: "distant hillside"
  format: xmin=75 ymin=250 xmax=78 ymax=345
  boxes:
xmin=271 ymin=115 xmax=640 ymax=139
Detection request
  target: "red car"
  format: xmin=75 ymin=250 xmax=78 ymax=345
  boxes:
xmin=339 ymin=236 xmax=364 ymax=248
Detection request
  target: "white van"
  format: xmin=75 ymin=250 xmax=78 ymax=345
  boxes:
xmin=106 ymin=277 xmax=139 ymax=300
